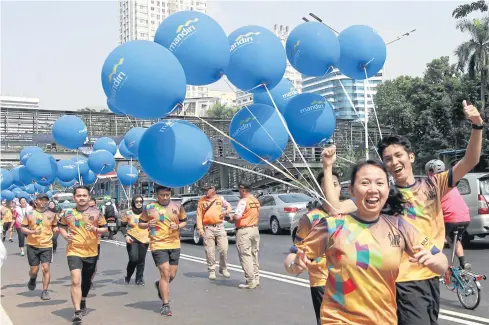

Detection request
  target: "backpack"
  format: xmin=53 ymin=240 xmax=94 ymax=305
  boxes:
xmin=104 ymin=203 xmax=116 ymax=219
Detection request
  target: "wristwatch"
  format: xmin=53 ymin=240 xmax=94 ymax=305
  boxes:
xmin=472 ymin=120 xmax=485 ymax=129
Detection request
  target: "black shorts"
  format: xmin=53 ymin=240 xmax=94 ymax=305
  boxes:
xmin=67 ymin=255 xmax=98 ymax=272
xmin=152 ymin=248 xmax=180 ymax=267
xmin=310 ymin=286 xmax=325 ymax=325
xmin=396 ymin=277 xmax=440 ymax=325
xmin=445 ymin=222 xmax=470 ymax=242
xmin=26 ymin=245 xmax=53 ymax=266
xmin=97 ymin=243 xmax=101 ymax=260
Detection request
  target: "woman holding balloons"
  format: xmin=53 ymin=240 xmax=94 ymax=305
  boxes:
xmin=121 ymin=195 xmax=149 ymax=286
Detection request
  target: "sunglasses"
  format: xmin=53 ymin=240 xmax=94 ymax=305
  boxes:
xmin=135 ymin=200 xmax=143 ymax=203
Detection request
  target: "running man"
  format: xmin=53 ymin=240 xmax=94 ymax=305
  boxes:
xmin=21 ymin=193 xmax=58 ymax=300
xmin=138 ymin=185 xmax=187 ymax=316
xmin=196 ymin=185 xmax=232 ymax=280
xmin=321 ymin=100 xmax=483 ymax=324
xmin=2 ymin=200 xmax=14 ymax=242
xmin=88 ymin=198 xmax=99 ymax=288
xmin=58 ymin=186 xmax=107 ymax=323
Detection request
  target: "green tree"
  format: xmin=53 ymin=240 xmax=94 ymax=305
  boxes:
xmin=452 ymin=0 xmax=488 ymax=19
xmin=78 ymin=107 xmax=97 ymax=112
xmin=454 ymin=17 xmax=489 ymax=120
xmin=206 ymin=103 xmax=239 ymax=119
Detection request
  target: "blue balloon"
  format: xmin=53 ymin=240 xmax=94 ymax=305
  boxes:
xmin=26 ymin=152 xmax=58 ymax=185
xmin=25 ymin=184 xmax=36 ymax=194
xmin=19 ymin=146 xmax=43 ymax=165
xmin=284 ymin=93 xmax=336 ymax=147
xmin=124 ymin=127 xmax=146 ymax=157
xmin=57 ymin=159 xmax=78 ymax=182
xmin=154 ymin=11 xmax=230 ymax=86
xmin=117 ymin=164 xmax=139 ymax=186
xmin=94 ymin=137 xmax=117 ymax=155
xmin=59 ymin=179 xmax=76 ymax=188
xmin=34 ymin=183 xmax=47 ymax=193
xmin=337 ymin=25 xmax=386 ymax=80
xmin=229 ymin=104 xmax=289 ymax=164
xmin=88 ymin=150 xmax=116 ymax=174
xmin=12 ymin=166 xmax=33 ymax=186
xmin=12 ymin=188 xmax=22 ymax=194
xmin=226 ymin=26 xmax=286 ymax=93
xmin=45 ymin=191 xmax=53 ymax=199
xmin=77 ymin=171 xmax=96 ymax=185
xmin=1 ymin=190 xmax=15 ymax=201
xmin=286 ymin=22 xmax=340 ymax=76
xmin=52 ymin=115 xmax=88 ymax=149
xmin=139 ymin=120 xmax=212 ymax=187
xmin=253 ymin=78 xmax=298 ymax=115
xmin=101 ymin=40 xmax=187 ymax=119
xmin=1 ymin=168 xmax=13 ymax=190
xmin=118 ymin=140 xmax=137 ymax=160
xmin=71 ymin=157 xmax=89 ymax=176
xmin=16 ymin=191 xmax=30 ymax=199
xmin=107 ymin=99 xmax=124 ymax=116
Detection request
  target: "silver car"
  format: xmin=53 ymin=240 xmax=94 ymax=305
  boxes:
xmin=179 ymin=195 xmax=240 ymax=245
xmin=258 ymin=193 xmax=312 ymax=235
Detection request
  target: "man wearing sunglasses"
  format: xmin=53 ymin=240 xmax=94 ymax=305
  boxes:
xmin=196 ymin=184 xmax=232 ymax=280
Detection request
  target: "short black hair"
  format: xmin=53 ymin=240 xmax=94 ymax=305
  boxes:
xmin=377 ymin=134 xmax=413 ymax=160
xmin=238 ymin=181 xmax=251 ymax=191
xmin=155 ymin=185 xmax=171 ymax=193
xmin=316 ymin=170 xmax=341 ymax=185
xmin=89 ymin=198 xmax=96 ymax=203
xmin=73 ymin=185 xmax=90 ymax=196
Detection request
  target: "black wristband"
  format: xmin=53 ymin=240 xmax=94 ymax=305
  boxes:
xmin=472 ymin=123 xmax=485 ymax=130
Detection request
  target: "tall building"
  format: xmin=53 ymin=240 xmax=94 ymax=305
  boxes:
xmin=0 ymin=96 xmax=40 ymax=110
xmin=235 ymin=24 xmax=303 ymax=108
xmin=302 ymin=69 xmax=384 ymax=120
xmin=118 ymin=0 xmax=208 ymax=98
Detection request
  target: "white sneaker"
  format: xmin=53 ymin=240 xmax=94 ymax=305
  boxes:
xmin=219 ymin=269 xmax=231 ymax=278
xmin=238 ymin=282 xmax=256 ymax=289
xmin=208 ymin=272 xmax=216 ymax=280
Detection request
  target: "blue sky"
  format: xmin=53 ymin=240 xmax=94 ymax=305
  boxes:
xmin=0 ymin=1 xmax=479 ymax=111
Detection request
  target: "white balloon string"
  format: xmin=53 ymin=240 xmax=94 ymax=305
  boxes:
xmin=222 ymin=78 xmax=317 ymax=195
xmin=210 ymin=159 xmax=339 ymax=214
xmin=264 ymin=84 xmax=326 ymax=202
xmin=363 ymin=67 xmax=383 ymax=140
xmin=119 ymin=180 xmax=130 ymax=202
xmin=76 ymin=151 xmax=83 ymax=186
xmin=196 ymin=117 xmax=314 ymax=194
xmin=89 ymin=175 xmax=100 ymax=193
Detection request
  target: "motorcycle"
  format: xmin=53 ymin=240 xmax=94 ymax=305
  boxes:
xmin=105 ymin=215 xmax=119 ymax=240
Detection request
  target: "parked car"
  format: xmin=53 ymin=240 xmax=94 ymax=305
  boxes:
xmin=179 ymin=195 xmax=240 ymax=245
xmin=258 ymin=193 xmax=312 ymax=235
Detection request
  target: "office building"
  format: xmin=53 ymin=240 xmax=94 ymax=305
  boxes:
xmin=0 ymin=96 xmax=40 ymax=110
xmin=118 ymin=0 xmax=208 ymax=98
xmin=302 ymin=69 xmax=384 ymax=120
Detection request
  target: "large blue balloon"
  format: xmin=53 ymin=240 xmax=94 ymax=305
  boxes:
xmin=229 ymin=104 xmax=289 ymax=164
xmin=71 ymin=157 xmax=89 ymax=176
xmin=59 ymin=179 xmax=76 ymax=188
xmin=117 ymin=164 xmax=139 ymax=186
xmin=139 ymin=120 xmax=212 ymax=187
xmin=154 ymin=11 xmax=229 ymax=86
xmin=101 ymin=40 xmax=187 ymax=119
xmin=253 ymin=78 xmax=298 ymax=115
xmin=107 ymin=99 xmax=124 ymax=116
xmin=12 ymin=188 xmax=22 ymax=194
xmin=1 ymin=169 xmax=13 ymax=190
xmin=286 ymin=22 xmax=340 ymax=76
xmin=34 ymin=183 xmax=47 ymax=193
xmin=88 ymin=150 xmax=116 ymax=174
xmin=12 ymin=166 xmax=33 ymax=186
xmin=26 ymin=152 xmax=58 ymax=185
xmin=24 ymin=184 xmax=36 ymax=194
xmin=284 ymin=93 xmax=336 ymax=146
xmin=94 ymin=137 xmax=117 ymax=155
xmin=337 ymin=25 xmax=386 ymax=80
xmin=1 ymin=190 xmax=15 ymax=201
xmin=77 ymin=170 xmax=97 ymax=185
xmin=16 ymin=191 xmax=30 ymax=199
xmin=19 ymin=146 xmax=43 ymax=165
xmin=226 ymin=26 xmax=286 ymax=93
xmin=124 ymin=127 xmax=146 ymax=157
xmin=57 ymin=159 xmax=78 ymax=182
xmin=52 ymin=115 xmax=88 ymax=149
xmin=118 ymin=141 xmax=137 ymax=160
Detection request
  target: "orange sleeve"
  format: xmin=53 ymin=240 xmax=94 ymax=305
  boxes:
xmin=196 ymin=199 xmax=204 ymax=231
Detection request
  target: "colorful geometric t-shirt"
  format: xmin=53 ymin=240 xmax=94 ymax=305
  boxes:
xmin=21 ymin=209 xmax=58 ymax=249
xmin=300 ymin=213 xmax=435 ymax=325
xmin=121 ymin=210 xmax=149 ymax=244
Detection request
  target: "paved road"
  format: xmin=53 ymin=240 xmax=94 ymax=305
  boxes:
xmin=1 ymin=232 xmax=489 ymax=325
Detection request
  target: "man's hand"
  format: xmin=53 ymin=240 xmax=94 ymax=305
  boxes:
xmin=463 ymin=100 xmax=484 ymax=125
xmin=321 ymin=145 xmax=337 ymax=168
xmin=170 ymin=222 xmax=179 ymax=230
xmin=32 ymin=228 xmax=41 ymax=235
xmin=198 ymin=229 xmax=205 ymax=237
xmin=148 ymin=219 xmax=157 ymax=228
xmin=409 ymin=246 xmax=436 ymax=267
xmin=85 ymin=223 xmax=96 ymax=232
xmin=64 ymin=233 xmax=73 ymax=242
xmin=125 ymin=235 xmax=133 ymax=244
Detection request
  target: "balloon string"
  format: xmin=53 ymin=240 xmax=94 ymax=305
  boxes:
xmin=76 ymin=151 xmax=83 ymax=186
xmin=363 ymin=67 xmax=383 ymax=140
xmin=119 ymin=179 xmax=130 ymax=202
xmin=210 ymin=159 xmax=339 ymax=214
xmin=332 ymin=69 xmax=381 ymax=160
xmin=222 ymin=78 xmax=317 ymax=194
xmin=264 ymin=84 xmax=327 ymax=203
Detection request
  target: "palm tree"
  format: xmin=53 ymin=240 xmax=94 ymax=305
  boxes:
xmin=452 ymin=0 xmax=488 ymax=19
xmin=454 ymin=17 xmax=489 ymax=120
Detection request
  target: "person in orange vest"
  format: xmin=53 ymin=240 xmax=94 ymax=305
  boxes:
xmin=229 ymin=182 xmax=260 ymax=289
xmin=196 ymin=185 xmax=232 ymax=280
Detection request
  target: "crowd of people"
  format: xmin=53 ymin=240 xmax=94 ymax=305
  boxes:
xmin=0 ymin=100 xmax=485 ymax=325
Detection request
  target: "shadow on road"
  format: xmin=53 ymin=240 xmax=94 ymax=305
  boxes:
xmin=17 ymin=299 xmax=67 ymax=308
xmin=92 ymin=278 xmax=113 ymax=284
xmin=102 ymin=291 xmax=128 ymax=297
xmin=467 ymin=241 xmax=489 ymax=250
xmin=52 ymin=307 xmax=96 ymax=321
xmin=56 ymin=276 xmax=71 ymax=281
xmin=102 ymin=269 xmax=123 ymax=276
xmin=1 ymin=283 xmax=27 ymax=290
xmin=17 ymin=290 xmax=56 ymax=297
xmin=125 ymin=301 xmax=161 ymax=314
xmin=183 ymin=272 xmax=244 ymax=288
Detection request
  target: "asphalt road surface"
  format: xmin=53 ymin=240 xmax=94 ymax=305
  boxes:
xmin=1 ymin=232 xmax=489 ymax=325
